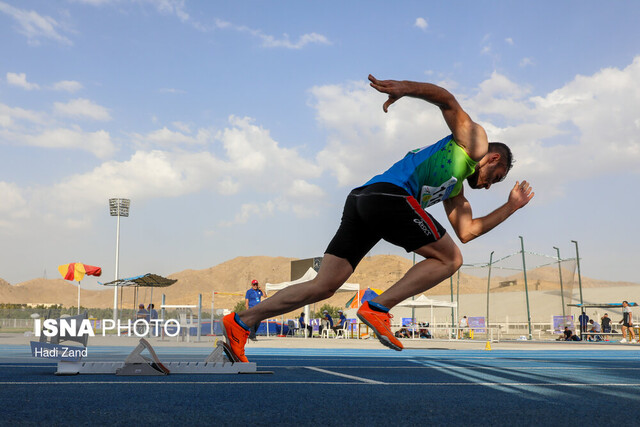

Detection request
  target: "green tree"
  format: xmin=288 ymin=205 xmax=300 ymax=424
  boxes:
xmin=232 ymin=300 xmax=246 ymax=313
xmin=313 ymin=304 xmax=341 ymax=319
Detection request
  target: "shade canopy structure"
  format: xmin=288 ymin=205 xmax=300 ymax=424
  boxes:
xmin=101 ymin=273 xmax=177 ymax=288
xmin=568 ymin=303 xmax=638 ymax=308
xmin=58 ymin=263 xmax=102 ymax=315
xmin=265 ymin=268 xmax=359 ymax=292
xmin=100 ymin=273 xmax=177 ymax=316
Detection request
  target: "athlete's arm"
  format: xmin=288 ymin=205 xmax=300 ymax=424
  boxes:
xmin=443 ymin=181 xmax=534 ymax=243
xmin=368 ymin=74 xmax=488 ymax=161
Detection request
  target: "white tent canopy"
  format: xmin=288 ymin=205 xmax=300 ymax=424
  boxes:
xmin=397 ymin=294 xmax=457 ymax=308
xmin=396 ymin=294 xmax=457 ymax=331
xmin=265 ymin=267 xmax=359 ymax=292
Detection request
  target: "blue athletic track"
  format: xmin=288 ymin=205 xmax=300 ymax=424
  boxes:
xmin=2 ymin=345 xmax=640 ymax=426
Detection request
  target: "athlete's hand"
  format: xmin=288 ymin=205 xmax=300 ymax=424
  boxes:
xmin=369 ymin=74 xmax=406 ymax=112
xmin=508 ymin=180 xmax=534 ymax=211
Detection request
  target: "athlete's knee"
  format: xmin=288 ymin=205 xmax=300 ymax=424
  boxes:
xmin=449 ymin=247 xmax=463 ymax=273
xmin=311 ymin=275 xmax=348 ymax=300
xmin=416 ymin=235 xmax=462 ymax=276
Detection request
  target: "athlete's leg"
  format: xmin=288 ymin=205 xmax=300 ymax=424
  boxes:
xmin=238 ymin=254 xmax=353 ymax=326
xmin=372 ymin=232 xmax=462 ymax=309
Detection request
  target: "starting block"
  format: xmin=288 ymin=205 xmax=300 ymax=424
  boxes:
xmin=56 ymin=338 xmax=265 ymax=375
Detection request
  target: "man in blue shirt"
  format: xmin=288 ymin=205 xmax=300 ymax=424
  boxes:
xmin=578 ymin=312 xmax=589 ymax=333
xmin=245 ymin=279 xmax=267 ymax=341
xmin=333 ymin=309 xmax=348 ymax=333
xmin=320 ymin=310 xmax=333 ymax=336
xmin=299 ymin=312 xmax=312 ymax=337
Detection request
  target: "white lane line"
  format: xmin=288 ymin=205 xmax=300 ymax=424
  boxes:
xmin=5 ymin=364 xmax=640 ymax=371
xmin=304 ymin=367 xmax=386 ymax=384
xmin=1 ymin=381 xmax=640 ymax=387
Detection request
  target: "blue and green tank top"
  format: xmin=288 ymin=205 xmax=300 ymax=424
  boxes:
xmin=363 ymin=135 xmax=478 ymax=209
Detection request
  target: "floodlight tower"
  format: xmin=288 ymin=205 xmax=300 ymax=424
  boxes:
xmin=109 ymin=198 xmax=130 ymax=321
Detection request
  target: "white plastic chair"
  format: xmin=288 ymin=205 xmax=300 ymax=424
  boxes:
xmin=320 ymin=320 xmax=334 ymax=338
xmin=286 ymin=320 xmax=298 ymax=337
xmin=335 ymin=321 xmax=349 ymax=339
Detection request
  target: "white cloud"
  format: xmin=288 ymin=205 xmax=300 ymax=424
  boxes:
xmin=520 ymin=57 xmax=535 ymax=67
xmin=159 ymin=87 xmax=186 ymax=94
xmin=311 ymin=80 xmax=449 ymax=186
xmin=217 ymin=115 xmax=322 ymax=183
xmin=217 ymin=201 xmax=276 ymax=227
xmin=53 ymin=98 xmax=112 ymax=121
xmin=51 ymin=80 xmax=83 ymax=92
xmin=6 ymin=72 xmax=40 ymax=90
xmin=24 ymin=127 xmax=116 ymax=158
xmin=0 ymin=182 xmax=29 ymax=221
xmin=132 ymin=126 xmax=208 ymax=146
xmin=6 ymin=113 xmax=325 ymax=229
xmin=505 ymin=37 xmax=514 ymax=46
xmin=69 ymin=0 xmax=115 ymax=4
xmin=143 ymin=0 xmax=189 ymax=22
xmin=71 ymin=0 xmax=188 ymax=22
xmin=0 ymin=103 xmax=48 ymax=128
xmin=260 ymin=32 xmax=330 ymax=49
xmin=172 ymin=121 xmax=192 ymax=134
xmin=197 ymin=16 xmax=330 ymax=49
xmin=0 ymin=1 xmax=72 ymax=45
xmin=414 ymin=17 xmax=428 ymax=30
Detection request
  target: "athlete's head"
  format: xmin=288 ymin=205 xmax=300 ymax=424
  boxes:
xmin=466 ymin=142 xmax=514 ymax=190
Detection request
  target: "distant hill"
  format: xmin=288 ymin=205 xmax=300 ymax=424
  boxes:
xmin=1 ymin=255 xmax=637 ymax=312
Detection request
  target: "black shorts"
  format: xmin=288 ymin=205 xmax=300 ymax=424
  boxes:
xmin=325 ymin=182 xmax=447 ymax=269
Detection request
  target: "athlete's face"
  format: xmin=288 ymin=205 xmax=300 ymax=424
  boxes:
xmin=467 ymin=160 xmax=507 ymax=190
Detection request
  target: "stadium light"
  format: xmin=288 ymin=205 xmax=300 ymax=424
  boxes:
xmin=109 ymin=198 xmax=130 ymax=321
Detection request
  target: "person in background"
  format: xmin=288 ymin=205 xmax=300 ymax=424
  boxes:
xmin=148 ymin=303 xmax=158 ymax=321
xmin=299 ymin=312 xmax=313 ymax=337
xmin=245 ymin=279 xmax=267 ymax=341
xmin=601 ymin=313 xmax=612 ymax=333
xmin=587 ymin=319 xmax=602 ymax=342
xmin=319 ymin=310 xmax=333 ymax=336
xmin=578 ymin=312 xmax=590 ymax=333
xmin=136 ymin=303 xmax=148 ymax=320
xmin=459 ymin=315 xmax=468 ymax=339
xmin=619 ymin=301 xmax=636 ymax=343
xmin=333 ymin=309 xmax=348 ymax=333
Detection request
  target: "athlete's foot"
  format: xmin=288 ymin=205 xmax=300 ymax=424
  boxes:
xmin=620 ymin=338 xmax=628 ymax=343
xmin=357 ymin=301 xmax=403 ymax=351
xmin=222 ymin=313 xmax=250 ymax=362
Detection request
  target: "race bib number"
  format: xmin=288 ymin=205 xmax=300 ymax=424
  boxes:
xmin=420 ymin=177 xmax=457 ymax=208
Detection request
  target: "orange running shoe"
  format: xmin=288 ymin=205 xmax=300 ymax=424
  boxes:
xmin=222 ymin=313 xmax=250 ymax=363
xmin=357 ymin=301 xmax=403 ymax=351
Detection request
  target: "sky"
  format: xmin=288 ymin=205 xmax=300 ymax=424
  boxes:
xmin=1 ymin=1 xmax=639 ymax=291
